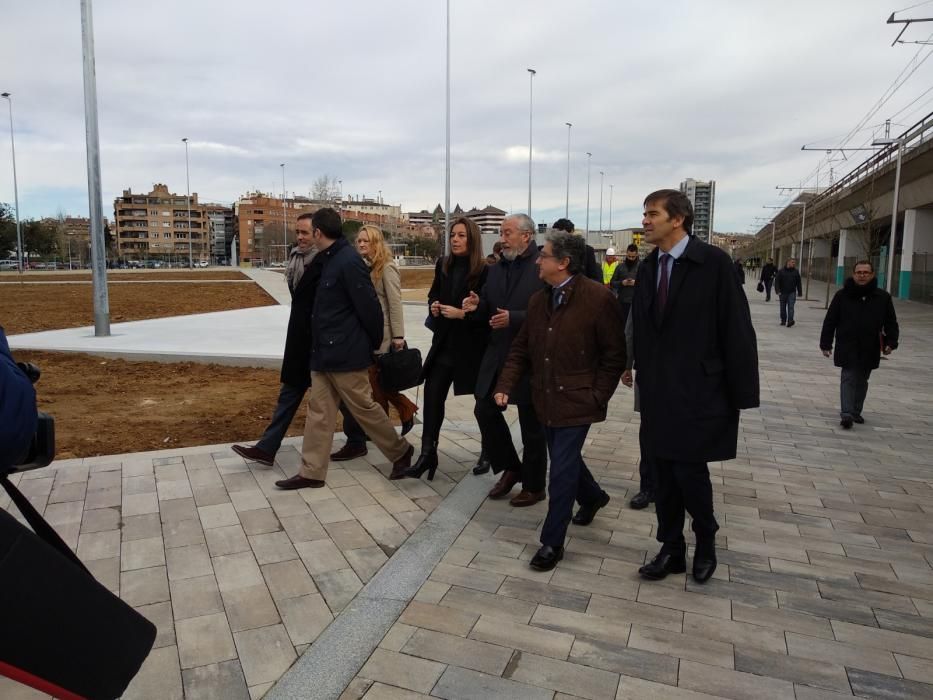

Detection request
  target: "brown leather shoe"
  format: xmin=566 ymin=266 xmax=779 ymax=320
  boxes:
xmin=330 ymin=443 xmax=368 ymax=461
xmin=389 ymin=444 xmax=415 ymax=480
xmin=275 ymin=474 xmax=326 ymax=490
xmin=232 ymin=444 xmax=274 ymax=467
xmin=509 ymin=490 xmax=546 ymax=507
xmin=488 ymin=470 xmax=520 ymax=500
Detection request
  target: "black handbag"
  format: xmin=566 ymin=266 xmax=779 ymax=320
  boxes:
xmin=0 ymin=475 xmax=157 ymax=700
xmin=756 ymin=281 xmax=765 ymax=293
xmin=377 ymin=344 xmax=424 ymax=393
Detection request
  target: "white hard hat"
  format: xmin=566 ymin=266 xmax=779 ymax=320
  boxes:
xmin=606 ymin=247 xmax=616 ymax=256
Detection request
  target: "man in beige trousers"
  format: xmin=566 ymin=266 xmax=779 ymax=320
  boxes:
xmin=275 ymin=208 xmax=414 ymax=489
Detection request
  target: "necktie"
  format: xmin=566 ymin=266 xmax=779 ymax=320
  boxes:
xmin=552 ymin=287 xmax=563 ymax=308
xmin=657 ymin=254 xmax=671 ymax=313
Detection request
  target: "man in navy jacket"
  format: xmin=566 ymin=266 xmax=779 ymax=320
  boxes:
xmin=275 ymin=209 xmax=414 ymax=489
xmin=0 ymin=327 xmax=37 ymax=469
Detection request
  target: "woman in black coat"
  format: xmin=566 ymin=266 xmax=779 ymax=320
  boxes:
xmin=406 ymin=217 xmax=489 ymax=479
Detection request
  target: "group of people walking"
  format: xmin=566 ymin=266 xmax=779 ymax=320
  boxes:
xmin=232 ymin=187 xmax=901 ymax=582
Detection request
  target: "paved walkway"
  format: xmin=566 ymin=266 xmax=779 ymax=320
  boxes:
xmin=3 ymin=280 xmax=933 ymax=699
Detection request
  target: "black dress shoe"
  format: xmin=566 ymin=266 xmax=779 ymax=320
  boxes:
xmin=629 ymin=491 xmax=653 ymax=510
xmin=529 ymin=545 xmax=564 ymax=572
xmin=330 ymin=443 xmax=368 ymax=461
xmin=840 ymin=415 xmax=854 ymax=429
xmin=472 ymin=455 xmax=491 ymax=476
xmin=572 ymin=491 xmax=610 ymax=526
xmin=638 ymin=551 xmax=687 ymax=580
xmin=692 ymin=553 xmax=717 ymax=583
xmin=275 ymin=474 xmax=326 ymax=490
xmin=853 ymin=415 xmax=865 ymax=424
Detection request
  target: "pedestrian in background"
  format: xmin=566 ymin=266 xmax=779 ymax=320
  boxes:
xmin=775 ymin=258 xmax=802 ymax=327
xmin=552 ymin=218 xmax=602 ymax=283
xmin=820 ymin=260 xmax=899 ymax=429
xmin=610 ymin=243 xmax=641 ymax=322
xmin=760 ymin=258 xmax=777 ymax=302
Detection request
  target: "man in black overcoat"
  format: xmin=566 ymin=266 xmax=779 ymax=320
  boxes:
xmin=232 ymin=212 xmax=319 ymax=466
xmin=631 ymin=189 xmax=759 ymax=584
xmin=463 ymin=214 xmax=548 ymax=506
xmin=820 ymin=260 xmax=899 ymax=429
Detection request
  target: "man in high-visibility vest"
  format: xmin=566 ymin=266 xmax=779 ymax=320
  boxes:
xmin=602 ymin=248 xmax=619 ymax=286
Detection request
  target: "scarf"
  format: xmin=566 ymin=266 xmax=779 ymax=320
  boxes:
xmin=285 ymin=245 xmax=316 ymax=292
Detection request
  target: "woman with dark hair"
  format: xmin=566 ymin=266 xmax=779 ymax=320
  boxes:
xmin=406 ymin=217 xmax=489 ymax=480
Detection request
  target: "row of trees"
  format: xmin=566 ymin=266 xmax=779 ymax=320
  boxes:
xmin=0 ymin=203 xmax=114 ymax=263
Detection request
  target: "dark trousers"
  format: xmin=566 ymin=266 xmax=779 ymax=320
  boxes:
xmin=654 ymin=458 xmax=719 ymax=553
xmin=763 ymin=279 xmax=773 ymax=301
xmin=340 ymin=402 xmax=369 ymax=447
xmin=840 ymin=366 xmax=872 ymax=418
xmin=473 ymin=395 xmax=547 ymax=493
xmin=779 ymin=292 xmax=797 ymax=323
xmin=255 ymin=383 xmax=308 ymax=455
xmin=638 ymin=421 xmax=655 ymax=496
xmin=540 ymin=425 xmax=604 ymax=548
xmin=619 ymin=301 xmax=632 ymax=325
xmin=419 ymin=360 xmax=457 ymax=449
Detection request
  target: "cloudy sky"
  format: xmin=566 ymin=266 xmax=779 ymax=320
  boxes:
xmin=1 ymin=0 xmax=932 ymax=233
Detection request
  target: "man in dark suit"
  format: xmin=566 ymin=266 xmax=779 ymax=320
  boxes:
xmin=232 ymin=212 xmax=318 ymax=466
xmin=495 ymin=230 xmax=626 ymax=571
xmin=463 ymin=214 xmax=547 ymax=506
xmin=631 ymin=189 xmax=759 ymax=583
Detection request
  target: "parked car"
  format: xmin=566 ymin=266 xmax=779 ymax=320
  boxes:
xmin=0 ymin=259 xmax=18 ymax=270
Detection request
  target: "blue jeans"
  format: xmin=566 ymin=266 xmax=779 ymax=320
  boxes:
xmin=779 ymin=292 xmax=797 ymax=323
xmin=540 ymin=425 xmax=605 ymax=548
xmin=840 ymin=366 xmax=872 ymax=418
xmin=255 ymin=383 xmax=307 ymax=455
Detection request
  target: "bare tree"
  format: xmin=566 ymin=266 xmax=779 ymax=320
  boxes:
xmin=312 ymin=175 xmax=338 ymax=202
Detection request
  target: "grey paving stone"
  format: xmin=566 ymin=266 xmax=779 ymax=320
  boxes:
xmin=401 ymin=628 xmax=513 ymax=676
xmin=432 ymin=665 xmax=553 ymax=700
xmin=121 ymin=535 xmax=166 ymax=571
xmin=497 ymin=576 xmax=591 ymax=612
xmin=223 ymin=584 xmax=282 ymax=632
xmin=80 ymin=507 xmax=121 ymax=534
xmin=163 ymin=517 xmax=205 ymax=549
xmin=734 ymin=647 xmax=853 ymax=694
xmin=399 ymin=600 xmax=479 ymax=637
xmin=159 ymin=496 xmax=199 ymax=523
xmin=358 ymin=648 xmax=446 ymax=695
xmin=170 ymin=574 xmax=225 ymax=620
xmin=166 ymin=542 xmax=214 ymax=581
xmin=182 ymin=659 xmax=252 ymax=699
xmin=248 ymin=530 xmax=299 ymax=565
xmin=628 ymin=625 xmax=734 ymax=669
xmin=278 ymin=593 xmax=334 ymax=645
xmin=262 ymin=559 xmax=318 ymax=601
xmin=206 ymin=523 xmax=252 ymax=557
xmin=120 ymin=565 xmax=170 ymax=607
xmin=505 ymin=650 xmax=620 ymax=700
xmin=678 ymin=659 xmax=795 ymax=700
xmin=314 ymin=568 xmax=364 ymax=612
xmin=345 ymin=546 xmax=390 ymax=582
xmin=136 ymin=600 xmax=176 ymax=648
xmin=440 ymin=585 xmax=537 ymax=623
xmin=122 ymin=645 xmax=183 ymax=700
xmin=121 ymin=512 xmax=163 ymax=542
xmin=234 ymin=624 xmax=298 ymax=687
xmin=847 ymin=668 xmax=933 ymax=699
xmin=176 ymin=612 xmax=238 ymax=669
xmin=569 ymin=636 xmax=679 ymax=684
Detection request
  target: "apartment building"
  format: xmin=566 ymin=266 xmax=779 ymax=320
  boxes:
xmin=113 ymin=184 xmax=211 ymax=261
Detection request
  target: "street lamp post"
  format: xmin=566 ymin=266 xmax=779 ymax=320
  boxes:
xmin=527 ymin=68 xmax=536 ymax=217
xmin=444 ymin=0 xmax=451 ymax=255
xmin=564 ymin=122 xmax=572 ymax=217
xmin=182 ymin=138 xmax=193 ymax=268
xmin=281 ymin=163 xmax=287 ymax=263
xmin=0 ymin=93 xmax=23 ymax=273
xmin=598 ymin=171 xmax=604 ymax=234
xmin=873 ymin=137 xmax=904 ymax=295
xmin=80 ymin=0 xmax=111 ymax=336
xmin=608 ymin=184 xmax=613 ymax=233
xmin=585 ymin=152 xmax=592 ymax=237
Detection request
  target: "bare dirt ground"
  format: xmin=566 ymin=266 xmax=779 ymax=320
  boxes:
xmin=399 ymin=268 xmax=436 ymax=289
xmin=14 ymin=350 xmax=401 ymax=459
xmin=0 ymin=270 xmax=248 ymax=283
xmin=0 ymin=282 xmax=276 ymax=335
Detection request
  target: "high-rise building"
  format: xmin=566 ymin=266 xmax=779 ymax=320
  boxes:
xmin=679 ymin=178 xmax=716 ymax=243
xmin=113 ymin=184 xmax=212 ymax=262
xmin=205 ymin=204 xmax=235 ymax=263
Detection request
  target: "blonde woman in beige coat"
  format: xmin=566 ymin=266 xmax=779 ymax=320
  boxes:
xmin=332 ymin=225 xmax=419 ymax=465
